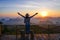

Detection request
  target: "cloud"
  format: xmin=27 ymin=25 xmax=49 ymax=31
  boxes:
xmin=0 ymin=1 xmax=39 ymax=8
xmin=0 ymin=0 xmax=60 ymax=10
xmin=16 ymin=4 xmax=38 ymax=8
xmin=0 ymin=4 xmax=38 ymax=8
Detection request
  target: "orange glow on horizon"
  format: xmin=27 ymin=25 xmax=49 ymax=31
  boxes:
xmin=0 ymin=10 xmax=60 ymax=18
xmin=38 ymin=11 xmax=48 ymax=17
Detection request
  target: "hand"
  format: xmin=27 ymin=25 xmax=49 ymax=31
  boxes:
xmin=36 ymin=13 xmax=38 ymax=14
xmin=17 ymin=12 xmax=20 ymax=15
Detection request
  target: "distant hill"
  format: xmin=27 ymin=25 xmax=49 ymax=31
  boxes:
xmin=0 ymin=17 xmax=60 ymax=26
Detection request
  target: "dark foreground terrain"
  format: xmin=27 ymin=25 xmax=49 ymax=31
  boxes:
xmin=1 ymin=25 xmax=60 ymax=34
xmin=0 ymin=25 xmax=60 ymax=40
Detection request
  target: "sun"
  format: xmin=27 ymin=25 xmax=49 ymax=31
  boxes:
xmin=41 ymin=11 xmax=48 ymax=17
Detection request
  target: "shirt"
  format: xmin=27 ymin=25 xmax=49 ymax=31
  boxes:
xmin=24 ymin=17 xmax=31 ymax=23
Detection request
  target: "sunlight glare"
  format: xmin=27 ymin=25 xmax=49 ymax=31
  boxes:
xmin=41 ymin=11 xmax=48 ymax=17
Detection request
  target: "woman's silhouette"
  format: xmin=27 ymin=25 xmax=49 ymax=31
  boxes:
xmin=17 ymin=12 xmax=38 ymax=34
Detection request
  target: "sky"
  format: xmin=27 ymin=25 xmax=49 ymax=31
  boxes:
xmin=0 ymin=0 xmax=60 ymax=18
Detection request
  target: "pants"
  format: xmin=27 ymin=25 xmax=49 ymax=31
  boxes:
xmin=25 ymin=23 xmax=30 ymax=34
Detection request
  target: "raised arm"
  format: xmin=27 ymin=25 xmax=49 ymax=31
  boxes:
xmin=17 ymin=12 xmax=25 ymax=18
xmin=30 ymin=13 xmax=38 ymax=18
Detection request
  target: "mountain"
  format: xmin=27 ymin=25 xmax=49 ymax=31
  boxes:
xmin=0 ymin=17 xmax=60 ymax=25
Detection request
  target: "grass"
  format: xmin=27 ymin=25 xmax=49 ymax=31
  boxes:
xmin=0 ymin=25 xmax=60 ymax=35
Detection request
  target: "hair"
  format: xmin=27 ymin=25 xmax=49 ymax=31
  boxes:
xmin=25 ymin=13 xmax=29 ymax=18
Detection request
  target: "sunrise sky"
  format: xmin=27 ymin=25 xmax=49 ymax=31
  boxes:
xmin=0 ymin=0 xmax=60 ymax=18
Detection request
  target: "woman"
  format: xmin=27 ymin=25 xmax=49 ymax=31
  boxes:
xmin=18 ymin=12 xmax=38 ymax=34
